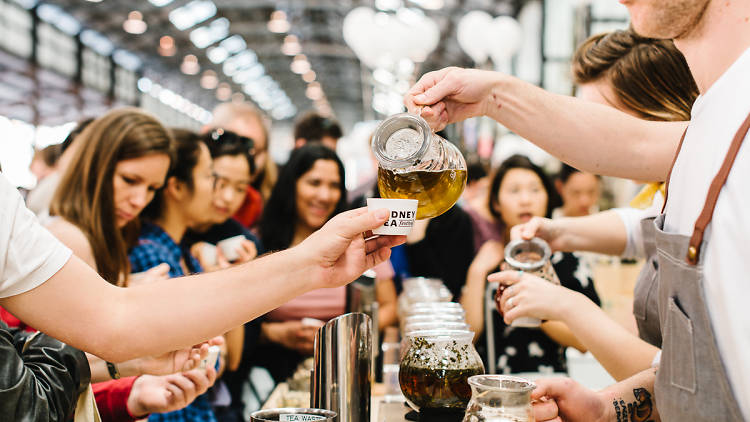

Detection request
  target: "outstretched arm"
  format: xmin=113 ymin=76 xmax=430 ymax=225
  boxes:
xmin=493 ymin=271 xmax=659 ymax=381
xmin=406 ymin=67 xmax=686 ymax=181
xmin=2 ymin=208 xmax=405 ymax=362
xmin=533 ymin=368 xmax=660 ymax=422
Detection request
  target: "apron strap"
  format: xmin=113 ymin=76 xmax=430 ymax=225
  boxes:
xmin=687 ymin=111 xmax=750 ymax=264
xmin=661 ymin=126 xmax=690 ymax=214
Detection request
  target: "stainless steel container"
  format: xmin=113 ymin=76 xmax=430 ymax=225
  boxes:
xmin=311 ymin=313 xmax=372 ymax=422
xmin=250 ymin=408 xmax=336 ymax=421
xmin=345 ymin=270 xmax=379 ymax=366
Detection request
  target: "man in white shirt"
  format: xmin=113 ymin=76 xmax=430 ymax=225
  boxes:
xmin=404 ymin=1 xmax=750 ymax=420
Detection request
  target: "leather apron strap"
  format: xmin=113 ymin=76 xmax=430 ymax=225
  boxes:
xmin=661 ymin=126 xmax=689 ymax=214
xmin=686 ymin=111 xmax=750 ymax=264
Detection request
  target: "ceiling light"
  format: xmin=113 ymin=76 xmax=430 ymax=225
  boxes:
xmin=200 ymin=70 xmax=218 ymax=89
xmin=123 ymin=11 xmax=147 ymax=35
xmin=207 ymin=46 xmax=228 ymax=63
xmin=281 ymin=34 xmax=301 ymax=56
xmin=113 ymin=50 xmax=141 ymax=71
xmin=290 ymin=54 xmax=310 ymax=74
xmin=148 ymin=0 xmax=173 ymax=6
xmin=180 ymin=54 xmax=200 ymax=75
xmin=267 ymin=10 xmax=290 ymax=33
xmin=189 ymin=17 xmax=229 ymax=48
xmin=216 ymin=82 xmax=232 ymax=101
xmin=158 ymin=35 xmax=176 ymax=56
xmin=232 ymin=63 xmax=264 ymax=84
xmin=222 ymin=50 xmax=258 ymax=76
xmin=413 ymin=0 xmax=444 ymax=10
xmin=37 ymin=3 xmax=81 ymax=35
xmin=306 ymin=82 xmax=323 ymax=101
xmin=219 ymin=35 xmax=246 ymax=55
xmin=302 ymin=70 xmax=316 ymax=83
xmin=137 ymin=77 xmax=153 ymax=93
xmin=169 ymin=0 xmax=216 ymax=31
xmin=80 ymin=29 xmax=114 ymax=55
xmin=375 ymin=0 xmax=402 ymax=11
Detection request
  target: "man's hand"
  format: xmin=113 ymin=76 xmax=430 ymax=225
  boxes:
xmin=404 ymin=67 xmax=503 ymax=131
xmin=297 ymin=208 xmax=406 ymax=289
xmin=509 ymin=217 xmax=566 ymax=251
xmin=532 ymin=378 xmax=610 ymax=422
xmin=126 ymin=368 xmax=217 ymax=418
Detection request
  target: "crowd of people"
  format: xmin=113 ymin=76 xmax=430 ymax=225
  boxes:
xmin=1 ymin=0 xmax=748 ymax=420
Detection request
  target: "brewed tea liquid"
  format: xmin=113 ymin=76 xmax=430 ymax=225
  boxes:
xmin=378 ymin=168 xmax=467 ymax=219
xmin=399 ymin=365 xmax=483 ymax=410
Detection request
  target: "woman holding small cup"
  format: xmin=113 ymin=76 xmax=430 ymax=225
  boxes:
xmin=460 ymin=155 xmax=600 ymax=375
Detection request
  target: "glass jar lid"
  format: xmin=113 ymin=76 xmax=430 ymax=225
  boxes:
xmin=371 ymin=113 xmax=432 ymax=168
xmin=504 ymin=237 xmax=552 ymax=271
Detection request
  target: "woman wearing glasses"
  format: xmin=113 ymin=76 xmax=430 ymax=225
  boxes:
xmin=185 ymin=129 xmax=262 ymax=271
xmin=181 ymin=128 xmax=264 ymax=421
xmin=128 ymin=128 xmax=222 ymax=422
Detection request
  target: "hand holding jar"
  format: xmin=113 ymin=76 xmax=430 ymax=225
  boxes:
xmin=492 ymin=238 xmax=561 ymax=327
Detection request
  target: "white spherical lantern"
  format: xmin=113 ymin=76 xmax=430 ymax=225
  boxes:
xmin=488 ymin=15 xmax=523 ymax=65
xmin=457 ymin=10 xmax=493 ymax=64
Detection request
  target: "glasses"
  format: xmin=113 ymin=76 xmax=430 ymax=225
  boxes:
xmin=206 ymin=128 xmax=256 ymax=173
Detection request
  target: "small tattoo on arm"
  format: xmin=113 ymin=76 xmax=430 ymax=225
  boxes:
xmin=612 ymin=388 xmax=654 ymax=422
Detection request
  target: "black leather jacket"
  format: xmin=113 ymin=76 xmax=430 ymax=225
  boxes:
xmin=0 ymin=321 xmax=90 ymax=421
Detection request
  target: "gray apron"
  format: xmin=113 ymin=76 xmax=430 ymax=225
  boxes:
xmin=632 ymin=216 xmax=661 ymax=347
xmin=652 ymin=112 xmax=750 ymax=421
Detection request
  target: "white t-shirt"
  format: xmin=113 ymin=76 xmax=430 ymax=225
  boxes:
xmin=612 ymin=192 xmax=664 ymax=259
xmin=0 ymin=173 xmax=71 ymax=298
xmin=663 ymin=47 xmax=750 ymax=420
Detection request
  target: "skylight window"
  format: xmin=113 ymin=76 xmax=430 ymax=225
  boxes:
xmin=169 ymin=0 xmax=216 ymax=31
xmin=189 ymin=17 xmax=228 ymax=48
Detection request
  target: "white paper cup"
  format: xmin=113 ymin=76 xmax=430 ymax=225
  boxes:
xmin=201 ymin=243 xmax=218 ymax=267
xmin=217 ymin=235 xmax=246 ymax=262
xmin=367 ymin=198 xmax=418 ymax=235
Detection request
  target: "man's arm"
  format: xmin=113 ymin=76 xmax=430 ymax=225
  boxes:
xmin=407 ymin=68 xmax=686 ymax=181
xmin=533 ymin=367 xmax=660 ymax=422
xmin=1 ymin=208 xmax=403 ymax=362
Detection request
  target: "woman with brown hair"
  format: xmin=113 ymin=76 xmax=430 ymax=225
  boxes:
xmin=48 ymin=108 xmax=174 ymax=286
xmin=491 ymin=29 xmax=700 ymax=381
xmin=43 ymin=108 xmax=221 ymax=419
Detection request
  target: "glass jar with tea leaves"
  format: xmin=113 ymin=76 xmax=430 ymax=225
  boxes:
xmin=372 ymin=113 xmax=467 ymax=219
xmin=399 ymin=330 xmax=484 ymax=412
xmin=497 ymin=237 xmax=560 ymax=327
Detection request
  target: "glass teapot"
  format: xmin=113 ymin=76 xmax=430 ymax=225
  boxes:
xmin=399 ymin=330 xmax=484 ymax=412
xmin=372 ymin=112 xmax=467 ymax=219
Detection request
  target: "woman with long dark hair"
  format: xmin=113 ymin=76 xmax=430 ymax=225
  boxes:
xmin=254 ymin=144 xmax=349 ymax=381
xmin=460 ymin=154 xmax=600 ymax=374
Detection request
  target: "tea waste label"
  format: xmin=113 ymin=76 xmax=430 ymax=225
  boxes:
xmin=279 ymin=415 xmax=326 ymax=421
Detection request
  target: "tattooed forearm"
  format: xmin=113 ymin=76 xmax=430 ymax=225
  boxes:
xmin=613 ymin=388 xmax=654 ymax=422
